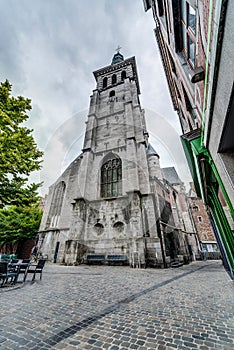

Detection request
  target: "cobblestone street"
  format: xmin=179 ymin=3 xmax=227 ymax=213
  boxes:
xmin=0 ymin=260 xmax=233 ymax=350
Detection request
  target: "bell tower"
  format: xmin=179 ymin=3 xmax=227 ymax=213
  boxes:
xmin=81 ymin=50 xmax=150 ymax=199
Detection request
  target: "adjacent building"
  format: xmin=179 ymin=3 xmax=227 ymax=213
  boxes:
xmin=143 ymin=0 xmax=234 ymax=278
xmin=39 ymin=52 xmax=199 ymax=267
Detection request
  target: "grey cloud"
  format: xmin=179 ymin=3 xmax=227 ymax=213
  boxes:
xmin=0 ymin=0 xmax=192 ymax=194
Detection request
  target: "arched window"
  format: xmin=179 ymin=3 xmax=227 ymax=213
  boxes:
xmin=47 ymin=181 xmax=66 ymax=228
xmin=101 ymin=155 xmax=122 ymax=198
xmin=109 ymin=90 xmax=115 ymax=97
xmin=103 ymin=77 xmax=107 ymax=88
xmin=121 ymin=71 xmax=126 ymax=81
xmin=112 ymin=74 xmax=117 ymax=85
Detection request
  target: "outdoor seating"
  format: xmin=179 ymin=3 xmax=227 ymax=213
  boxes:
xmin=22 ymin=259 xmax=31 ymax=264
xmin=24 ymin=259 xmax=46 ymax=281
xmin=9 ymin=259 xmax=19 ymax=264
xmin=86 ymin=254 xmax=105 ymax=265
xmin=0 ymin=261 xmax=18 ymax=287
xmin=16 ymin=261 xmax=30 ymax=282
xmin=0 ymin=254 xmax=10 ymax=262
xmin=106 ymin=255 xmax=128 ymax=265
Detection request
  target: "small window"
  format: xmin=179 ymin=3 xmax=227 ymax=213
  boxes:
xmin=157 ymin=0 xmax=164 ymax=16
xmin=192 ymin=205 xmax=199 ymax=211
xmin=112 ymin=74 xmax=117 ymax=84
xmin=188 ymin=5 xmax=196 ymax=33
xmin=180 ymin=0 xmax=196 ymax=67
xmin=197 ymin=216 xmax=203 ymax=223
xmin=103 ymin=77 xmax=107 ymax=88
xmin=109 ymin=90 xmax=115 ymax=98
xmin=121 ymin=71 xmax=126 ymax=81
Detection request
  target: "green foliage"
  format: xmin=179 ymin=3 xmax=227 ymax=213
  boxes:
xmin=0 ymin=80 xmax=43 ymax=207
xmin=0 ymin=204 xmax=43 ymax=245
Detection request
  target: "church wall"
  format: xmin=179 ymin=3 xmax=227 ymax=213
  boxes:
xmin=39 ymin=54 xmax=199 ymax=267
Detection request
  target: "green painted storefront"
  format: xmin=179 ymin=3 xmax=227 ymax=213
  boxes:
xmin=181 ymin=134 xmax=234 ymax=279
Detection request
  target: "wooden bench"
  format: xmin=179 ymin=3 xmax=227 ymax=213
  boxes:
xmin=106 ymin=255 xmax=128 ymax=266
xmin=86 ymin=255 xmax=105 ymax=265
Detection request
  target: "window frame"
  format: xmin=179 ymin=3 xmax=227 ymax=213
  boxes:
xmin=180 ymin=0 xmax=196 ymax=68
xmin=101 ymin=157 xmax=122 ymax=198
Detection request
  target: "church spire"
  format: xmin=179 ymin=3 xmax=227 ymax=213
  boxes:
xmin=111 ymin=45 xmax=124 ymax=65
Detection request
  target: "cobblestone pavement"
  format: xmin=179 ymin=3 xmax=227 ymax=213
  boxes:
xmin=0 ymin=260 xmax=233 ymax=350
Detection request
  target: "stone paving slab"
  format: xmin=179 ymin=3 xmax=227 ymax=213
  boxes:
xmin=0 ymin=260 xmax=233 ymax=349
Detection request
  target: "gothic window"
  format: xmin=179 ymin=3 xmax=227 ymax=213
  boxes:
xmin=103 ymin=77 xmax=107 ymax=88
xmin=101 ymin=155 xmax=122 ymax=198
xmin=121 ymin=71 xmax=126 ymax=81
xmin=112 ymin=74 xmax=117 ymax=85
xmin=109 ymin=90 xmax=115 ymax=98
xmin=47 ymin=181 xmax=66 ymax=227
xmin=180 ymin=0 xmax=196 ymax=66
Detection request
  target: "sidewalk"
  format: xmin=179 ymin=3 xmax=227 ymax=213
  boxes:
xmin=0 ymin=260 xmax=233 ymax=349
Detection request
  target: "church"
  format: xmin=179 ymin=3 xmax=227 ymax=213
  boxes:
xmin=39 ymin=51 xmax=198 ymax=267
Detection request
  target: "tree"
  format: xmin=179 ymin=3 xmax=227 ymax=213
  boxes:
xmin=0 ymin=204 xmax=43 ymax=245
xmin=0 ymin=80 xmax=43 ymax=207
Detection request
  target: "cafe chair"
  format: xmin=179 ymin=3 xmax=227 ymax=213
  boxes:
xmin=0 ymin=262 xmax=18 ymax=287
xmin=24 ymin=259 xmax=46 ymax=281
xmin=15 ymin=261 xmax=31 ymax=282
xmin=9 ymin=259 xmax=19 ymax=264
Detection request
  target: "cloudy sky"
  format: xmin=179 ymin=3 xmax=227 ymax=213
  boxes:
xmin=0 ymin=0 xmax=192 ymax=195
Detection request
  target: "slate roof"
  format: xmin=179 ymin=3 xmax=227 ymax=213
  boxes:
xmin=162 ymin=167 xmax=182 ymax=185
xmin=147 ymin=143 xmax=159 ymax=157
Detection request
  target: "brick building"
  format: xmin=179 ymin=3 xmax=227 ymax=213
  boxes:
xmin=143 ymin=0 xmax=234 ymax=278
xmin=188 ymin=183 xmax=219 ymax=256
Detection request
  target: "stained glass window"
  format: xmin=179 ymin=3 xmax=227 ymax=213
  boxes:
xmin=101 ymin=157 xmax=122 ymax=198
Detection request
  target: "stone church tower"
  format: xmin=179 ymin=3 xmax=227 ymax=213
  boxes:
xmin=39 ymin=52 xmax=196 ymax=266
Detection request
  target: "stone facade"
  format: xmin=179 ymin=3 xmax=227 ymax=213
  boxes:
xmin=39 ymin=53 xmax=198 ymax=267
